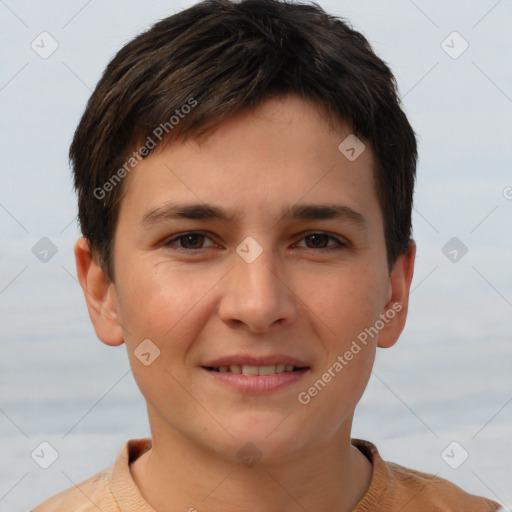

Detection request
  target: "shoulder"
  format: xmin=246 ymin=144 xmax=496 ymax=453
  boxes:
xmin=31 ymin=438 xmax=152 ymax=512
xmin=31 ymin=468 xmax=114 ymax=512
xmin=386 ymin=460 xmax=500 ymax=512
xmin=352 ymin=439 xmax=501 ymax=512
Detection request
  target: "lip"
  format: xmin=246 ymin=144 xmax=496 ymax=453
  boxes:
xmin=200 ymin=353 xmax=311 ymax=394
xmin=202 ymin=366 xmax=310 ymax=394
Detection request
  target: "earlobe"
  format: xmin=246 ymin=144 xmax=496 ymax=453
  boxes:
xmin=377 ymin=240 xmax=416 ymax=349
xmin=74 ymin=237 xmax=125 ymax=347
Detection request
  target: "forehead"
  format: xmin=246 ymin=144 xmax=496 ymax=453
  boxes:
xmin=117 ymin=95 xmax=381 ymax=232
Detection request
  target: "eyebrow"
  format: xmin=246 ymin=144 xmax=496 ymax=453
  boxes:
xmin=141 ymin=201 xmax=368 ymax=230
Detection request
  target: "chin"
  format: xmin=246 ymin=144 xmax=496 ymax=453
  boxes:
xmin=215 ymin=413 xmax=313 ymax=465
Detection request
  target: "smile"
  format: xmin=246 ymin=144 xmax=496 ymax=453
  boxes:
xmin=204 ymin=364 xmax=304 ymax=375
xmin=201 ymin=364 xmax=310 ymax=394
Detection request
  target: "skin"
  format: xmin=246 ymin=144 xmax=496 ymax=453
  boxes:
xmin=75 ymin=95 xmax=415 ymax=512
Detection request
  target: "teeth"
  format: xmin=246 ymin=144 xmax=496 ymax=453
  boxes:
xmin=242 ymin=365 xmax=259 ymax=375
xmin=258 ymin=365 xmax=276 ymax=376
xmin=213 ymin=364 xmax=301 ymax=375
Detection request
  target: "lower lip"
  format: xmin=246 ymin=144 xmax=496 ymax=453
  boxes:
xmin=202 ymin=367 xmax=309 ymax=394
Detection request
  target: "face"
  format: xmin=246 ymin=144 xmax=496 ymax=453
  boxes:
xmin=78 ymin=95 xmax=414 ymax=464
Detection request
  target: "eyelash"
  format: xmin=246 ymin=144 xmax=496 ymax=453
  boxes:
xmin=163 ymin=231 xmax=348 ymax=252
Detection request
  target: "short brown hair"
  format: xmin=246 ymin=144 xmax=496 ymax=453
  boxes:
xmin=70 ymin=0 xmax=417 ymax=281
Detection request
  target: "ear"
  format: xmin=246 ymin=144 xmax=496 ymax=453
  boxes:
xmin=377 ymin=240 xmax=416 ymax=349
xmin=74 ymin=237 xmax=124 ymax=347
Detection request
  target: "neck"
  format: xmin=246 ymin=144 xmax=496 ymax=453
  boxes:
xmin=130 ymin=415 xmax=373 ymax=512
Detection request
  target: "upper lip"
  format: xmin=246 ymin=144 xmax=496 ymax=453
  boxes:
xmin=202 ymin=354 xmax=310 ymax=368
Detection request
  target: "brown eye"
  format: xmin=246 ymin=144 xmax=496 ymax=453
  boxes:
xmin=298 ymin=232 xmax=346 ymax=250
xmin=178 ymin=233 xmax=205 ymax=249
xmin=304 ymin=233 xmax=330 ymax=248
xmin=164 ymin=232 xmax=215 ymax=251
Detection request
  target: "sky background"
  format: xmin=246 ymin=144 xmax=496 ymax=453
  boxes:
xmin=0 ymin=0 xmax=511 ymax=510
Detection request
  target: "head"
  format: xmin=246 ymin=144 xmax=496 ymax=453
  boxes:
xmin=73 ymin=0 xmax=416 ymax=464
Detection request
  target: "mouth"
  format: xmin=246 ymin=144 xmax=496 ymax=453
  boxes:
xmin=201 ymin=358 xmax=310 ymax=394
xmin=203 ymin=364 xmax=308 ymax=375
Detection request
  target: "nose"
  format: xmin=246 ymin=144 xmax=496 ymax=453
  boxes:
xmin=217 ymin=244 xmax=298 ymax=333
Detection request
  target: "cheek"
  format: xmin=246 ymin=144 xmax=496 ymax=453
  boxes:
xmin=299 ymin=265 xmax=387 ymax=347
xmin=115 ymin=261 xmax=221 ymax=347
xmin=114 ymin=263 xmax=215 ymax=416
xmin=297 ymin=339 xmax=376 ymax=439
xmin=289 ymin=266 xmax=383 ymax=418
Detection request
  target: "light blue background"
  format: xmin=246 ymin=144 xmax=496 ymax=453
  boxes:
xmin=1 ymin=0 xmax=511 ymax=509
